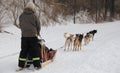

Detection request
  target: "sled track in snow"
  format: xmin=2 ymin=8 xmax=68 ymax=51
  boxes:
xmin=0 ymin=52 xmax=19 ymax=59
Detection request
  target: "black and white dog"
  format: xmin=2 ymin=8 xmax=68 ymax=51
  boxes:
xmin=88 ymin=29 xmax=97 ymax=41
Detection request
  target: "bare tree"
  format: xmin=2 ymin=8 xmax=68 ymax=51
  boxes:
xmin=6 ymin=0 xmax=24 ymax=28
xmin=33 ymin=0 xmax=35 ymax=3
xmin=10 ymin=0 xmax=19 ymax=28
xmin=0 ymin=0 xmax=119 ymax=27
xmin=0 ymin=1 xmax=6 ymax=31
xmin=110 ymin=0 xmax=115 ymax=21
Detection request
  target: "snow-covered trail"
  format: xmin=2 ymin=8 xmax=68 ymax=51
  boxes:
xmin=0 ymin=21 xmax=120 ymax=73
xmin=39 ymin=25 xmax=120 ymax=73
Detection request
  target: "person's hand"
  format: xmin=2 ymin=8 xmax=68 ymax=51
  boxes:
xmin=37 ymin=35 xmax=42 ymax=40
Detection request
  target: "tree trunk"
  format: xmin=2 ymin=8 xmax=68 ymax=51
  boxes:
xmin=33 ymin=0 xmax=35 ymax=3
xmin=95 ymin=0 xmax=98 ymax=23
xmin=110 ymin=0 xmax=115 ymax=21
xmin=104 ymin=0 xmax=108 ymax=20
xmin=14 ymin=19 xmax=20 ymax=28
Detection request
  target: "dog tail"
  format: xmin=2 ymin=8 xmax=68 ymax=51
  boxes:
xmin=64 ymin=33 xmax=69 ymax=38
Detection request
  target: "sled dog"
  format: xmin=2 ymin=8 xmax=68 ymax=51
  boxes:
xmin=73 ymin=33 xmax=84 ymax=51
xmin=84 ymin=33 xmax=91 ymax=45
xmin=88 ymin=29 xmax=97 ymax=41
xmin=64 ymin=33 xmax=74 ymax=51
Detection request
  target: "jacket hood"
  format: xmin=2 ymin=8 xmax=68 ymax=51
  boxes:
xmin=25 ymin=2 xmax=36 ymax=12
xmin=23 ymin=8 xmax=34 ymax=14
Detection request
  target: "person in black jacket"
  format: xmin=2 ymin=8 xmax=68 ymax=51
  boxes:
xmin=17 ymin=1 xmax=41 ymax=70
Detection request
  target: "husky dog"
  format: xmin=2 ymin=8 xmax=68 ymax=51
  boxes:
xmin=88 ymin=29 xmax=97 ymax=41
xmin=73 ymin=33 xmax=84 ymax=51
xmin=84 ymin=30 xmax=97 ymax=45
xmin=84 ymin=33 xmax=91 ymax=45
xmin=64 ymin=33 xmax=74 ymax=51
xmin=73 ymin=34 xmax=79 ymax=51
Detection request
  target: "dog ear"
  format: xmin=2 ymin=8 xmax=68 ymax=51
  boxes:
xmin=76 ymin=34 xmax=79 ymax=36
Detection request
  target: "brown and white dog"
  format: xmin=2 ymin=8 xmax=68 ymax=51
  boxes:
xmin=64 ymin=33 xmax=74 ymax=51
xmin=73 ymin=34 xmax=79 ymax=51
xmin=73 ymin=33 xmax=84 ymax=51
xmin=84 ymin=33 xmax=91 ymax=45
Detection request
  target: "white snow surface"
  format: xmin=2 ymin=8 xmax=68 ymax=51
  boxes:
xmin=0 ymin=21 xmax=120 ymax=73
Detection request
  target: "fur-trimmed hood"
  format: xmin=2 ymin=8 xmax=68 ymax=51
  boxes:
xmin=25 ymin=2 xmax=36 ymax=12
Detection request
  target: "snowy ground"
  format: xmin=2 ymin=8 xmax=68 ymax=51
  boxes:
xmin=0 ymin=21 xmax=120 ymax=73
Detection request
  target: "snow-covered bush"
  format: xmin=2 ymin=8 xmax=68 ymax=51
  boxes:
xmin=75 ymin=10 xmax=94 ymax=24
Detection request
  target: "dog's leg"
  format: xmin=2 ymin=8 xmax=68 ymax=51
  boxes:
xmin=84 ymin=38 xmax=87 ymax=45
xmin=67 ymin=42 xmax=70 ymax=51
xmin=70 ymin=42 xmax=72 ymax=51
xmin=86 ymin=38 xmax=88 ymax=45
xmin=75 ymin=44 xmax=78 ymax=51
xmin=64 ymin=40 xmax=67 ymax=51
xmin=70 ymin=42 xmax=73 ymax=51
xmin=78 ymin=43 xmax=80 ymax=51
xmin=80 ymin=42 xmax=82 ymax=50
xmin=73 ymin=44 xmax=74 ymax=51
xmin=76 ymin=43 xmax=79 ymax=51
xmin=73 ymin=47 xmax=75 ymax=51
xmin=73 ymin=42 xmax=76 ymax=51
xmin=92 ymin=36 xmax=93 ymax=41
xmin=90 ymin=34 xmax=94 ymax=41
xmin=92 ymin=36 xmax=94 ymax=41
xmin=74 ymin=46 xmax=77 ymax=51
xmin=88 ymin=38 xmax=90 ymax=44
xmin=86 ymin=39 xmax=88 ymax=45
xmin=73 ymin=44 xmax=76 ymax=51
xmin=73 ymin=44 xmax=75 ymax=51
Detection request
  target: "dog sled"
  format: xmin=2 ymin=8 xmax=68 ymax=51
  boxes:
xmin=16 ymin=46 xmax=57 ymax=72
xmin=25 ymin=38 xmax=57 ymax=69
xmin=16 ymin=37 xmax=57 ymax=72
xmin=25 ymin=48 xmax=57 ymax=68
xmin=41 ymin=48 xmax=57 ymax=68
